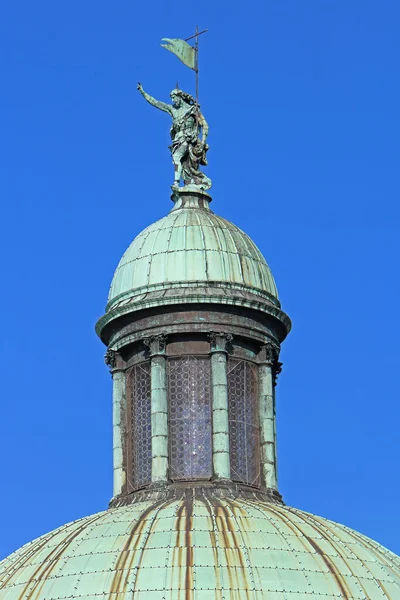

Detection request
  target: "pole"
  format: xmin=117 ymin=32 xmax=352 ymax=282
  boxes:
xmin=195 ymin=25 xmax=199 ymax=107
xmin=185 ymin=26 xmax=208 ymax=108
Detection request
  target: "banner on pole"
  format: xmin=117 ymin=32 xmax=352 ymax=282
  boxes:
xmin=161 ymin=38 xmax=196 ymax=70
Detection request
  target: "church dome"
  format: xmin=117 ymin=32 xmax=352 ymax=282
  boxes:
xmin=1 ymin=494 xmax=399 ymax=599
xmin=107 ymin=194 xmax=279 ymax=313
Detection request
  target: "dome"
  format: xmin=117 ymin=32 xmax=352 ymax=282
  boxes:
xmin=107 ymin=199 xmax=279 ymax=313
xmin=1 ymin=495 xmax=399 ymax=599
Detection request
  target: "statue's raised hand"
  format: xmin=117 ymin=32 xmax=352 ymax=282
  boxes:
xmin=137 ymin=82 xmax=144 ymax=92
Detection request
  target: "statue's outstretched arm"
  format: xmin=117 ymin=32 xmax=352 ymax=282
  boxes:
xmin=137 ymin=83 xmax=172 ymax=115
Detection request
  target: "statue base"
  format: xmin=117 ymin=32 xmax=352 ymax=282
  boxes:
xmin=170 ymin=185 xmax=212 ymax=212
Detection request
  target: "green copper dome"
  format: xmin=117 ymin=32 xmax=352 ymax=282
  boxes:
xmin=1 ymin=495 xmax=399 ymax=599
xmin=107 ymin=196 xmax=279 ymax=313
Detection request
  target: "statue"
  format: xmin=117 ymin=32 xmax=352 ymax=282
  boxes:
xmin=137 ymin=83 xmax=211 ymax=191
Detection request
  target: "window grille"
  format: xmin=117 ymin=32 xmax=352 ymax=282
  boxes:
xmin=168 ymin=356 xmax=212 ymax=481
xmin=128 ymin=362 xmax=152 ymax=490
xmin=227 ymin=359 xmax=260 ymax=487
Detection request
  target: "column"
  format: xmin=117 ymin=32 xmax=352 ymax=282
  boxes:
xmin=144 ymin=335 xmax=168 ymax=484
xmin=105 ymin=349 xmax=125 ymax=498
xmin=209 ymin=332 xmax=232 ymax=481
xmin=258 ymin=341 xmax=281 ymax=491
xmin=273 ymin=359 xmax=283 ymax=488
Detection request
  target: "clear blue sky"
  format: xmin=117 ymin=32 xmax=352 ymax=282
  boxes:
xmin=0 ymin=0 xmax=399 ymax=559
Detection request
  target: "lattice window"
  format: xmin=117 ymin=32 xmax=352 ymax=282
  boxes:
xmin=227 ymin=359 xmax=260 ymax=487
xmin=168 ymin=356 xmax=212 ymax=481
xmin=128 ymin=362 xmax=152 ymax=490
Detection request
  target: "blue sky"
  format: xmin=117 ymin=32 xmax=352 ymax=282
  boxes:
xmin=0 ymin=0 xmax=399 ymax=558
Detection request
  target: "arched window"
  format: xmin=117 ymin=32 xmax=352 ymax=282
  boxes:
xmin=227 ymin=359 xmax=261 ymax=487
xmin=168 ymin=356 xmax=212 ymax=481
xmin=127 ymin=362 xmax=152 ymax=490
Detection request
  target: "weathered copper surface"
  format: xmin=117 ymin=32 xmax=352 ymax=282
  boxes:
xmin=103 ymin=303 xmax=288 ymax=351
xmin=1 ymin=491 xmax=399 ymax=599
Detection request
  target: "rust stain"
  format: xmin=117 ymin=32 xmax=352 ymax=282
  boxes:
xmin=18 ymin=513 xmax=106 ymax=600
xmin=279 ymin=507 xmax=357 ymax=600
xmin=183 ymin=497 xmax=194 ymax=600
xmin=0 ymin=523 xmax=70 ymax=590
xmin=224 ymin=498 xmax=258 ymax=598
xmin=334 ymin=520 xmax=400 ymax=584
xmin=318 ymin=518 xmax=383 ymax=599
xmin=377 ymin=579 xmax=392 ymax=599
xmin=298 ymin=511 xmax=374 ymax=600
xmin=109 ymin=500 xmax=168 ymax=598
xmin=208 ymin=496 xmax=251 ymax=599
xmin=248 ymin=500 xmax=353 ymax=600
xmin=173 ymin=497 xmax=194 ymax=600
xmin=307 ymin=535 xmax=351 ymax=599
xmin=227 ymin=500 xmax=254 ymax=546
xmin=198 ymin=497 xmax=222 ymax=593
xmin=273 ymin=506 xmax=352 ymax=599
xmin=130 ymin=499 xmax=176 ymax=596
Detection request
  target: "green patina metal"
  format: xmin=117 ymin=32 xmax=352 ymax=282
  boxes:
xmin=161 ymin=38 xmax=196 ymax=70
xmin=258 ymin=344 xmax=278 ymax=491
xmin=144 ymin=335 xmax=169 ymax=484
xmin=1 ymin=496 xmax=399 ymax=598
xmin=107 ymin=196 xmax=278 ymax=310
xmin=111 ymin=369 xmax=125 ymax=496
xmin=137 ymin=84 xmax=211 ymax=190
xmin=210 ymin=333 xmax=231 ymax=480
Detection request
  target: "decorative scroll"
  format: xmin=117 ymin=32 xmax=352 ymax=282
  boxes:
xmin=168 ymin=356 xmax=212 ymax=480
xmin=208 ymin=331 xmax=233 ymax=353
xmin=143 ymin=334 xmax=167 ymax=356
xmin=128 ymin=362 xmax=152 ymax=490
xmin=227 ymin=359 xmax=260 ymax=487
xmin=260 ymin=341 xmax=280 ymax=365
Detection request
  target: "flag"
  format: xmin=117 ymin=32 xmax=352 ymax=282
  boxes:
xmin=161 ymin=38 xmax=196 ymax=70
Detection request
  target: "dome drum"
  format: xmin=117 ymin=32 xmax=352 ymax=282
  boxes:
xmin=105 ymin=331 xmax=283 ymax=507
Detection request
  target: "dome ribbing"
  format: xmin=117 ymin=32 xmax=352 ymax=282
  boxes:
xmin=1 ymin=495 xmax=399 ymax=599
xmin=107 ymin=204 xmax=278 ymax=312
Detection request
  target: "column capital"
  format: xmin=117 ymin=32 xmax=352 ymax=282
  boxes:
xmin=143 ymin=334 xmax=167 ymax=357
xmin=259 ymin=340 xmax=280 ymax=364
xmin=274 ymin=361 xmax=283 ymax=386
xmin=105 ymin=348 xmax=119 ymax=371
xmin=209 ymin=331 xmax=233 ymax=354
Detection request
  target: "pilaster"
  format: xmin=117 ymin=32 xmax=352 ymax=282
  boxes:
xmin=144 ymin=334 xmax=169 ymax=485
xmin=258 ymin=341 xmax=281 ymax=491
xmin=105 ymin=349 xmax=126 ymax=497
xmin=209 ymin=332 xmax=232 ymax=481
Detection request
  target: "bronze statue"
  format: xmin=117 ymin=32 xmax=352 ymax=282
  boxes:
xmin=137 ymin=83 xmax=211 ymax=190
